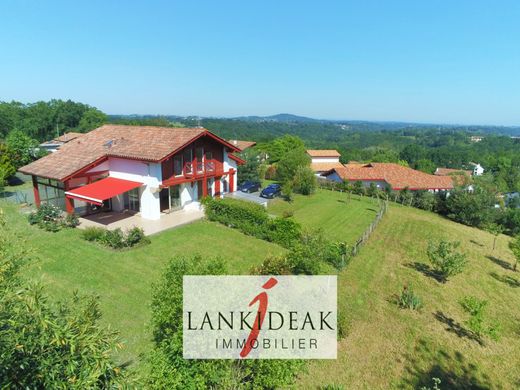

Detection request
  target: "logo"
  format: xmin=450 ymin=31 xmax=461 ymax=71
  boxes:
xmin=183 ymin=275 xmax=337 ymax=359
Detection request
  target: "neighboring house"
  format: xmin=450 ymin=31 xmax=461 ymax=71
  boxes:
xmin=228 ymin=139 xmax=257 ymax=151
xmin=322 ymin=162 xmax=454 ymax=192
xmin=306 ymin=149 xmax=343 ymax=175
xmin=470 ymin=136 xmax=484 ymax=142
xmin=469 ymin=163 xmax=484 ymax=176
xmin=434 ymin=167 xmax=473 ymax=189
xmin=39 ymin=132 xmax=85 ymax=153
xmin=19 ymin=125 xmax=243 ymax=220
xmin=505 ymin=192 xmax=520 ymax=208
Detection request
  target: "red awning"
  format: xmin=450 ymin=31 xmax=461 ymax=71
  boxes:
xmin=65 ymin=177 xmax=142 ymax=206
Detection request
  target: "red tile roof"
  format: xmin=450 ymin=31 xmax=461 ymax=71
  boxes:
xmin=324 ymin=163 xmax=454 ymax=190
xmin=306 ymin=149 xmax=341 ymax=157
xmin=55 ymin=132 xmax=85 ymax=143
xmin=310 ymin=162 xmax=344 ymax=172
xmin=228 ymin=140 xmax=257 ymax=151
xmin=20 ymin=125 xmax=239 ymax=181
xmin=435 ymin=167 xmax=473 ymax=177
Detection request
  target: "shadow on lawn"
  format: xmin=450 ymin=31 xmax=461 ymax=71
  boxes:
xmin=486 ymin=255 xmax=514 ymax=271
xmin=433 ymin=311 xmax=483 ymax=346
xmin=405 ymin=262 xmax=445 ymax=283
xmin=490 ymin=272 xmax=520 ymax=288
xmin=403 ymin=339 xmax=492 ymax=389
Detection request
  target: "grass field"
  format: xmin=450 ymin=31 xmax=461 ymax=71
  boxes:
xmin=268 ymin=189 xmax=379 ymax=243
xmin=1 ymin=202 xmax=285 ymax=367
xmin=297 ymin=203 xmax=520 ymax=389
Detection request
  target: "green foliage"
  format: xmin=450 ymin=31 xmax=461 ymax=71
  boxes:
xmin=203 ymin=197 xmax=301 ymax=248
xmin=276 ymin=147 xmax=310 ymax=184
xmin=0 ymin=208 xmax=130 ymax=388
xmin=427 ymin=239 xmax=467 ymax=282
xmin=320 ymin=384 xmax=346 ymax=390
xmin=81 ymin=226 xmax=150 ymax=249
xmin=0 ymin=144 xmax=16 ymax=185
xmin=420 ymin=377 xmax=442 ymax=390
xmin=444 ymin=186 xmax=498 ymax=228
xmin=237 ymin=148 xmax=261 ymax=184
xmin=413 ymin=190 xmax=436 ymax=211
xmin=146 ymin=255 xmax=303 ymax=388
xmin=5 ymin=129 xmax=39 ymax=168
xmin=77 ymin=108 xmax=107 ymax=132
xmin=262 ymin=134 xmax=305 ymax=163
xmin=508 ymin=234 xmax=520 ymax=271
xmin=28 ymin=204 xmax=77 ymax=232
xmin=292 ymin=165 xmax=317 ymax=195
xmin=459 ymin=296 xmax=501 ymax=341
xmin=281 ymin=181 xmax=294 ymax=201
xmin=252 ymin=254 xmax=293 ymax=275
xmin=397 ymin=285 xmax=422 ymax=310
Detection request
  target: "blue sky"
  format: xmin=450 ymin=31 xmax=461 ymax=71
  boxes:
xmin=1 ymin=1 xmax=519 ymax=125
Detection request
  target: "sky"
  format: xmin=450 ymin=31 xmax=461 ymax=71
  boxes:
xmin=1 ymin=1 xmax=520 ymax=125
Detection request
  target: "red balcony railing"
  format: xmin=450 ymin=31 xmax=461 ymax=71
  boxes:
xmin=183 ymin=159 xmax=218 ymax=178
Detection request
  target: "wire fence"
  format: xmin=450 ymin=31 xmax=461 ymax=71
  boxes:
xmin=0 ymin=188 xmax=34 ymax=205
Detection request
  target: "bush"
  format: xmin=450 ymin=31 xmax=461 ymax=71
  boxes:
xmin=63 ymin=212 xmax=79 ymax=228
xmin=281 ymin=181 xmax=294 ymax=202
xmin=203 ymin=197 xmax=302 ymax=248
xmin=28 ymin=204 xmax=79 ymax=232
xmin=459 ymin=296 xmax=501 ymax=341
xmin=292 ymin=165 xmax=317 ymax=195
xmin=81 ymin=226 xmax=150 ymax=249
xmin=252 ymin=255 xmax=293 ymax=275
xmin=397 ymin=285 xmax=422 ymax=310
xmin=427 ymin=239 xmax=467 ymax=282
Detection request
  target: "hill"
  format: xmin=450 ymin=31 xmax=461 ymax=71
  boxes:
xmin=296 ymin=202 xmax=519 ymax=389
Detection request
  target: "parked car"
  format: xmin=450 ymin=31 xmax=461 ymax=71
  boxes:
xmin=238 ymin=181 xmax=261 ymax=193
xmin=260 ymin=183 xmax=281 ymax=199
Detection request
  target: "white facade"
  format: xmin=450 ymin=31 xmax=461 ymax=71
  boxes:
xmin=311 ymin=156 xmax=340 ymax=164
xmin=472 ymin=163 xmax=484 ymax=176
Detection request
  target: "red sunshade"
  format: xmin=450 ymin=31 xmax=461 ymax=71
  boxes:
xmin=65 ymin=177 xmax=142 ymax=206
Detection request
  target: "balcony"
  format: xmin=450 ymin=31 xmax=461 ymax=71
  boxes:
xmin=162 ymin=159 xmax=223 ymax=187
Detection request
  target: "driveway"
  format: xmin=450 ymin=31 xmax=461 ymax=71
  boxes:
xmin=225 ymin=191 xmax=269 ymax=207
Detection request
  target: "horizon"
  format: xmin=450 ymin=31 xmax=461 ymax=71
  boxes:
xmin=2 ymin=1 xmax=520 ymax=126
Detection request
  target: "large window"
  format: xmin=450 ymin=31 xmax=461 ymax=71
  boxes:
xmin=37 ymin=178 xmax=65 ymax=210
xmin=173 ymin=155 xmax=183 ymax=176
xmin=124 ymin=188 xmax=140 ymax=212
xmin=183 ymin=149 xmax=193 ymax=174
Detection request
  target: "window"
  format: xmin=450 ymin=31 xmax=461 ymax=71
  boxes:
xmin=124 ymin=188 xmax=140 ymax=211
xmin=173 ymin=155 xmax=183 ymax=176
xmin=205 ymin=151 xmax=214 ymax=171
xmin=196 ymin=147 xmax=204 ymax=172
xmin=183 ymin=149 xmax=193 ymax=174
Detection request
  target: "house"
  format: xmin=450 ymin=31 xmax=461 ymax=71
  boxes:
xmin=228 ymin=139 xmax=256 ymax=151
xmin=39 ymin=132 xmax=85 ymax=153
xmin=322 ymin=162 xmax=454 ymax=192
xmin=306 ymin=149 xmax=343 ymax=175
xmin=469 ymin=163 xmax=484 ymax=176
xmin=470 ymin=135 xmax=484 ymax=142
xmin=19 ymin=125 xmax=243 ymax=220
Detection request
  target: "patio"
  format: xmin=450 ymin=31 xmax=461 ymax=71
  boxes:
xmin=78 ymin=208 xmax=205 ymax=236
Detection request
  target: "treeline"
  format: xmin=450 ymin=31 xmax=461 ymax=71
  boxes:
xmin=0 ymin=100 xmax=106 ymax=142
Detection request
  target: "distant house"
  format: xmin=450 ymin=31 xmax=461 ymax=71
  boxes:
xmin=470 ymin=135 xmax=484 ymax=142
xmin=322 ymin=162 xmax=454 ymax=192
xmin=20 ymin=125 xmax=243 ymax=220
xmin=39 ymin=132 xmax=85 ymax=153
xmin=228 ymin=140 xmax=256 ymax=152
xmin=470 ymin=163 xmax=484 ymax=176
xmin=306 ymin=149 xmax=343 ymax=175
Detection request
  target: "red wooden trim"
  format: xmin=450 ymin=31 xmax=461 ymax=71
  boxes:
xmin=63 ymin=156 xmax=108 ymax=181
xmin=63 ymin=180 xmax=75 ymax=214
xmin=229 ymin=169 xmax=235 ymax=192
xmin=32 ymin=175 xmax=41 ymax=207
xmin=228 ymin=153 xmax=245 ymax=165
xmin=215 ymin=177 xmax=221 ymax=197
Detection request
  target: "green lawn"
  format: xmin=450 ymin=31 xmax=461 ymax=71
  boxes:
xmin=2 ymin=202 xmax=285 ymax=368
xmin=268 ymin=189 xmax=379 ymax=243
xmin=297 ymin=204 xmax=520 ymax=389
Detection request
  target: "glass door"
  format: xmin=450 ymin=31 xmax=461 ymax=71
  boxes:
xmin=169 ymin=185 xmax=182 ymax=210
xmin=195 ymin=147 xmax=204 ymax=173
xmin=124 ymin=188 xmax=140 ymax=212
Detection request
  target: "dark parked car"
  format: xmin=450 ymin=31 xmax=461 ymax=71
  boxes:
xmin=260 ymin=183 xmax=281 ymax=199
xmin=238 ymin=181 xmax=261 ymax=193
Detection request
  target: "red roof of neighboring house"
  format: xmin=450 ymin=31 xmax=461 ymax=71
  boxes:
xmin=310 ymin=162 xmax=344 ymax=172
xmin=228 ymin=140 xmax=256 ymax=151
xmin=20 ymin=125 xmax=240 ymax=181
xmin=55 ymin=132 xmax=85 ymax=143
xmin=306 ymin=149 xmax=341 ymax=157
xmin=323 ymin=163 xmax=454 ymax=190
xmin=435 ymin=167 xmax=473 ymax=177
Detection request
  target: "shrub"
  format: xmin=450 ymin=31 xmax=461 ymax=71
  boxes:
xmin=81 ymin=226 xmax=150 ymax=249
xmin=267 ymin=217 xmax=301 ymax=247
xmin=281 ymin=181 xmax=294 ymax=201
xmin=126 ymin=226 xmax=150 ymax=246
xmin=81 ymin=226 xmax=107 ymax=241
xmin=292 ymin=165 xmax=317 ymax=195
xmin=28 ymin=204 xmax=78 ymax=232
xmin=282 ymin=209 xmax=294 ymax=218
xmin=459 ymin=296 xmax=501 ymax=341
xmin=252 ymin=255 xmax=293 ymax=275
xmin=427 ymin=239 xmax=467 ymax=282
xmin=63 ymin=212 xmax=80 ymax=228
xmin=397 ymin=285 xmax=422 ymax=310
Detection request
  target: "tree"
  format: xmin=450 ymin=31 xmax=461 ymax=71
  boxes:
xmin=443 ymin=186 xmax=497 ymax=228
xmin=292 ymin=165 xmax=317 ymax=195
xmin=0 ymin=144 xmax=16 ymax=185
xmin=509 ymin=234 xmax=520 ymax=271
xmin=427 ymin=239 xmax=467 ymax=282
xmin=264 ymin=135 xmax=305 ymax=163
xmin=414 ymin=158 xmax=436 ymax=174
xmin=276 ymin=148 xmax=310 ymax=184
xmin=0 ymin=210 xmax=130 ymax=388
xmin=78 ymin=108 xmax=107 ymax=132
xmin=237 ymin=148 xmax=260 ymax=184
xmin=5 ymin=130 xmax=39 ymax=168
xmin=483 ymin=223 xmax=504 ymax=251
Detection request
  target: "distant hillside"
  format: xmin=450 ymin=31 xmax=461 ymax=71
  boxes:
xmin=233 ymin=113 xmax=324 ymax=123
